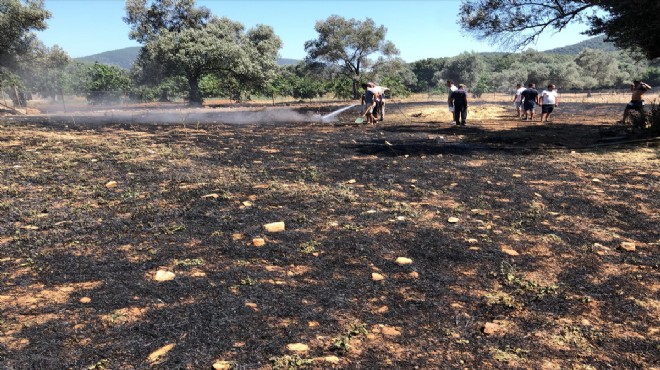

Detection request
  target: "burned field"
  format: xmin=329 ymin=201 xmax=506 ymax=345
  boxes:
xmin=0 ymin=100 xmax=659 ymax=369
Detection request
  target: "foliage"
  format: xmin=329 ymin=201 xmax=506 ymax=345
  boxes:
xmin=440 ymin=52 xmax=485 ymax=91
xmin=305 ymin=15 xmax=399 ymax=99
xmin=0 ymin=0 xmax=51 ymax=72
xmin=460 ymin=0 xmax=660 ymax=59
xmin=22 ymin=44 xmax=71 ymax=99
xmin=78 ymin=63 xmax=132 ymax=104
xmin=410 ymin=58 xmax=447 ymax=92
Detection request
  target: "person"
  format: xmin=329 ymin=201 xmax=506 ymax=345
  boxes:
xmin=370 ymin=83 xmax=389 ymax=122
xmin=621 ymin=80 xmax=652 ymax=124
xmin=448 ymin=84 xmax=468 ymax=126
xmin=520 ymin=83 xmax=539 ymax=121
xmin=538 ymin=84 xmax=559 ymax=123
xmin=512 ymin=83 xmax=525 ymax=118
xmin=361 ymin=82 xmax=381 ymax=124
xmin=446 ymin=80 xmax=458 ymax=113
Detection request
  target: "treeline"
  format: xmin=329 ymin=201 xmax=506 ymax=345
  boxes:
xmin=2 ymin=0 xmax=658 ymax=108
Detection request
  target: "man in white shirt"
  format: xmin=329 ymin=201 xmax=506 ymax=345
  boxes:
xmin=512 ymin=83 xmax=525 ymax=118
xmin=538 ymin=84 xmax=559 ymax=123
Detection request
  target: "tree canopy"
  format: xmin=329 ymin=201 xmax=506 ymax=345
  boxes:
xmin=459 ymin=0 xmax=660 ymax=60
xmin=304 ymin=15 xmax=399 ymax=99
xmin=0 ymin=0 xmax=51 ymax=78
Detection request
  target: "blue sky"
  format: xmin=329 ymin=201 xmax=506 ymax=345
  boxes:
xmin=36 ymin=0 xmax=592 ymax=61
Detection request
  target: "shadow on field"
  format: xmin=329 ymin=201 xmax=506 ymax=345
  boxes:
xmin=1 ymin=119 xmax=658 ymax=368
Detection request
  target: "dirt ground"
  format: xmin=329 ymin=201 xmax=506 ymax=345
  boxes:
xmin=0 ymin=97 xmax=658 ymax=369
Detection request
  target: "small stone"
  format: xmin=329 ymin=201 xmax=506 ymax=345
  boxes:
xmin=467 ymin=238 xmax=478 ymax=244
xmin=264 ymin=221 xmax=285 ymax=233
xmin=242 ymin=201 xmax=253 ymax=207
xmin=201 ymin=193 xmax=219 ymax=199
xmin=346 ymin=179 xmax=357 ymax=184
xmin=287 ymin=343 xmax=309 ymax=352
xmin=245 ymin=302 xmax=258 ymax=310
xmin=154 ymin=270 xmax=175 ymax=282
xmin=620 ymin=242 xmax=636 ymax=252
xmin=483 ymin=322 xmax=499 ymax=335
xmin=375 ymin=305 xmax=389 ymax=314
xmin=592 ymin=178 xmax=602 ymax=183
xmin=148 ymin=343 xmax=175 ymax=363
xmin=501 ymin=248 xmax=519 ymax=256
xmin=307 ymin=321 xmax=320 ymax=328
xmin=408 ymin=271 xmax=419 ymax=279
xmin=371 ymin=272 xmax=385 ymax=281
xmin=512 ymin=174 xmax=522 ymax=178
xmin=213 ymin=360 xmax=234 ymax=370
xmin=105 ymin=180 xmax=118 ymax=188
xmin=315 ymin=356 xmax=340 ymax=364
xmin=252 ymin=238 xmax=266 ymax=247
xmin=79 ymin=297 xmax=91 ymax=304
xmin=447 ymin=217 xmax=459 ymax=223
xmin=381 ymin=326 xmax=401 ymax=336
xmin=231 ymin=233 xmax=244 ymax=241
xmin=395 ymin=257 xmax=413 ymax=265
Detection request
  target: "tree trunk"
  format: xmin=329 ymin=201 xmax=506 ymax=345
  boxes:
xmin=352 ymin=77 xmax=360 ymax=100
xmin=188 ymin=75 xmax=203 ymax=106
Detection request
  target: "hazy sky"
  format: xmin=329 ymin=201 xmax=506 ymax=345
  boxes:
xmin=36 ymin=0 xmax=592 ymax=61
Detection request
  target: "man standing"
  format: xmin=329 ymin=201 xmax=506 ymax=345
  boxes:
xmin=512 ymin=83 xmax=525 ymax=118
xmin=446 ymin=80 xmax=458 ymax=113
xmin=539 ymin=84 xmax=559 ymax=123
xmin=449 ymin=84 xmax=468 ymax=126
xmin=520 ymin=83 xmax=539 ymax=121
xmin=621 ymin=80 xmax=652 ymax=123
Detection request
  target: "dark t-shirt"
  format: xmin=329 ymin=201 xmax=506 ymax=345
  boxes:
xmin=521 ymin=88 xmax=538 ymax=104
xmin=450 ymin=90 xmax=468 ymax=106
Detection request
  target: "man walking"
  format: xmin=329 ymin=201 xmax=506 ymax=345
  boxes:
xmin=512 ymin=83 xmax=525 ymax=118
xmin=449 ymin=84 xmax=468 ymax=126
xmin=520 ymin=83 xmax=539 ymax=121
xmin=539 ymin=84 xmax=559 ymax=123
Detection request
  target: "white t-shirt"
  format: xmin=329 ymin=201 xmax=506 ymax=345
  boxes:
xmin=514 ymin=87 xmax=526 ymax=102
xmin=449 ymin=85 xmax=458 ymax=92
xmin=541 ymin=90 xmax=558 ymax=105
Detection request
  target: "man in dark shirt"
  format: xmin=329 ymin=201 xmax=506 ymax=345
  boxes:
xmin=448 ymin=84 xmax=468 ymax=126
xmin=520 ymin=83 xmax=539 ymax=121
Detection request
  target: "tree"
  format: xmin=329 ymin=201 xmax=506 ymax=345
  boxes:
xmin=304 ymin=15 xmax=399 ymax=99
xmin=410 ymin=58 xmax=446 ymax=92
xmin=459 ymin=0 xmax=660 ymax=60
xmin=124 ymin=0 xmax=281 ymax=105
xmin=78 ymin=62 xmax=132 ymax=104
xmin=440 ymin=52 xmax=485 ymax=91
xmin=574 ymin=48 xmax=625 ymax=88
xmin=0 ymin=0 xmax=51 ymax=73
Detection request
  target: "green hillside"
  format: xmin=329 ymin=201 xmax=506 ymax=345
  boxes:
xmin=75 ymin=47 xmax=300 ymax=69
xmin=543 ymin=35 xmax=618 ymax=54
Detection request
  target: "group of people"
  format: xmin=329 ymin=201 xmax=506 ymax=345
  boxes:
xmin=513 ymin=83 xmax=559 ymax=123
xmin=361 ymin=82 xmax=388 ymax=124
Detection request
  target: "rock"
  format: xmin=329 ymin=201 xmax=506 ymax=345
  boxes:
xmin=213 ymin=360 xmax=234 ymax=370
xmin=346 ymin=179 xmax=357 ymax=184
xmin=395 ymin=257 xmax=413 ymax=265
xmin=314 ymin=356 xmax=340 ymax=364
xmin=371 ymin=272 xmax=385 ymax=281
xmin=154 ymin=270 xmax=175 ymax=282
xmin=483 ymin=322 xmax=499 ymax=335
xmin=264 ymin=221 xmax=285 ymax=233
xmin=620 ymin=242 xmax=636 ymax=252
xmin=447 ymin=217 xmax=459 ymax=223
xmin=245 ymin=302 xmax=258 ymax=310
xmin=381 ymin=326 xmax=401 ymax=336
xmin=408 ymin=271 xmax=419 ymax=279
xmin=231 ymin=233 xmax=244 ymax=241
xmin=307 ymin=321 xmax=320 ymax=328
xmin=252 ymin=238 xmax=266 ymax=247
xmin=105 ymin=180 xmax=118 ymax=188
xmin=147 ymin=343 xmax=175 ymax=363
xmin=467 ymin=238 xmax=478 ymax=244
xmin=375 ymin=305 xmax=389 ymax=314
xmin=79 ymin=297 xmax=91 ymax=304
xmin=201 ymin=193 xmax=219 ymax=199
xmin=242 ymin=201 xmax=253 ymax=207
xmin=512 ymin=174 xmax=522 ymax=178
xmin=592 ymin=178 xmax=602 ymax=183
xmin=286 ymin=343 xmax=309 ymax=352
xmin=501 ymin=248 xmax=519 ymax=256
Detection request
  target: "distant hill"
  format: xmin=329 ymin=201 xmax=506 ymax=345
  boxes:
xmin=75 ymin=46 xmax=300 ymax=69
xmin=543 ymin=35 xmax=618 ymax=54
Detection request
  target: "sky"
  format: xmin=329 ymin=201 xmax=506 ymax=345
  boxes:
xmin=35 ymin=0 xmax=593 ymax=62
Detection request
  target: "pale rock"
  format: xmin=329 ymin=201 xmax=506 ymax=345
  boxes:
xmin=231 ymin=233 xmax=244 ymax=241
xmin=287 ymin=343 xmax=309 ymax=352
xmin=467 ymin=238 xmax=478 ymax=244
xmin=79 ymin=297 xmax=91 ymax=304
xmin=371 ymin=272 xmax=385 ymax=281
xmin=375 ymin=305 xmax=389 ymax=314
xmin=408 ymin=271 xmax=420 ymax=279
xmin=381 ymin=326 xmax=401 ymax=336
xmin=105 ymin=180 xmax=118 ymax=188
xmin=307 ymin=321 xmax=320 ymax=328
xmin=447 ymin=217 xmax=459 ymax=223
xmin=264 ymin=221 xmax=285 ymax=232
xmin=147 ymin=343 xmax=175 ymax=363
xmin=620 ymin=242 xmax=636 ymax=252
xmin=154 ymin=270 xmax=175 ymax=282
xmin=483 ymin=322 xmax=499 ymax=335
xmin=201 ymin=193 xmax=219 ymax=199
xmin=252 ymin=238 xmax=266 ymax=247
xmin=315 ymin=356 xmax=340 ymax=364
xmin=501 ymin=248 xmax=519 ymax=256
xmin=242 ymin=201 xmax=253 ymax=207
xmin=395 ymin=257 xmax=413 ymax=265
xmin=213 ymin=360 xmax=234 ymax=370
